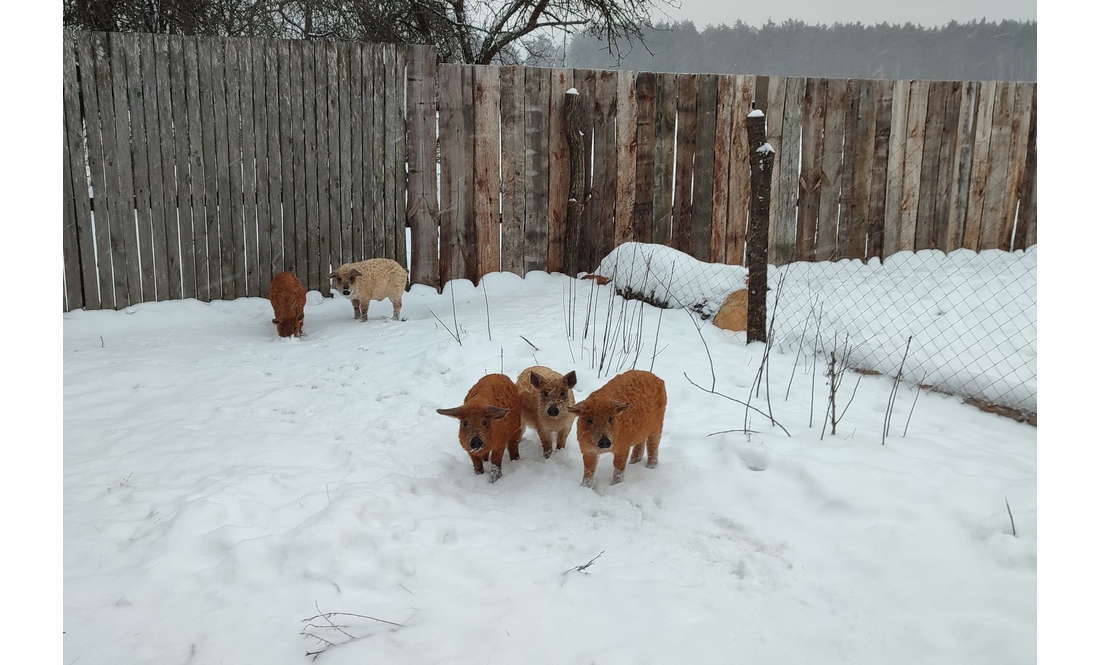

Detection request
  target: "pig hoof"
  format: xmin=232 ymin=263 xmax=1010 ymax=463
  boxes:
xmin=489 ymin=465 xmax=502 ymax=483
xmin=645 ymin=460 xmax=658 ymax=469
xmin=543 ymin=450 xmax=552 ymax=459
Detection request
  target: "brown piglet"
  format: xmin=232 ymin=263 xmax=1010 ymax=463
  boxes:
xmin=517 ymin=366 xmax=577 ymax=459
xmin=269 ymin=271 xmax=307 ymax=338
xmin=568 ymin=370 xmax=666 ymax=488
xmin=437 ymin=374 xmax=524 ymax=483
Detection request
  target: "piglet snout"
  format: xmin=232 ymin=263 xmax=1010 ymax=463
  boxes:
xmin=469 ymin=436 xmax=484 ymax=451
xmin=547 ymin=405 xmax=560 ymax=417
xmin=597 ymin=436 xmax=612 ymax=449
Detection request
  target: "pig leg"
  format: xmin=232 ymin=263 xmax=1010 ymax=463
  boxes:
xmin=581 ymin=450 xmax=599 ymax=488
xmin=488 ymin=449 xmax=505 ymax=483
xmin=352 ymin=298 xmax=363 ymax=320
xmin=645 ymin=427 xmax=662 ymax=468
xmin=507 ymin=429 xmax=522 ymax=461
xmin=629 ymin=442 xmax=645 ymax=464
xmin=537 ymin=428 xmax=554 ymax=459
xmin=556 ymin=427 xmax=570 ymax=450
xmin=610 ymin=449 xmax=629 ymax=485
xmin=468 ymin=451 xmax=485 ymax=475
xmin=360 ymin=299 xmax=370 ymax=322
xmin=391 ymin=292 xmax=403 ymax=320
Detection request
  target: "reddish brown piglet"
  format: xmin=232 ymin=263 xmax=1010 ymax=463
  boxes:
xmin=568 ymin=370 xmax=666 ymax=488
xmin=269 ymin=271 xmax=307 ymax=338
xmin=437 ymin=374 xmax=524 ymax=483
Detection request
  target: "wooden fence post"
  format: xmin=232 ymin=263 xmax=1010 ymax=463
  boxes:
xmin=746 ymin=110 xmax=774 ymax=344
xmin=564 ymin=87 xmax=585 ymax=276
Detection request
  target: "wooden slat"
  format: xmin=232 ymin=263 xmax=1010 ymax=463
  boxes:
xmin=1014 ymin=92 xmax=1037 ymax=250
xmin=591 ymin=70 xmax=619 ymax=267
xmin=846 ymin=79 xmax=877 ymax=259
xmin=866 ymin=79 xmax=894 ymax=259
xmin=236 ymin=38 xmax=259 ymax=297
xmin=153 ymin=35 xmax=182 ymax=300
xmin=338 ymin=44 xmax=354 ymax=266
xmin=251 ymin=37 xmax=272 ymax=296
xmin=1001 ymin=82 xmax=1034 ymax=251
xmin=571 ymin=69 xmax=598 ymax=272
xmin=524 ymin=67 xmax=551 ymax=274
xmin=547 ymin=67 xmax=573 ymax=273
xmin=109 ymin=33 xmax=139 ymax=306
xmin=688 ymin=73 xmax=717 ymax=262
xmin=223 ymin=37 xmax=245 ymax=298
xmin=765 ymin=76 xmax=787 ymax=264
xmin=835 ymin=79 xmax=857 ymax=259
xmin=945 ymin=81 xmax=978 ymax=253
xmin=883 ymin=79 xmax=911 ymax=256
xmin=302 ymin=41 xmax=321 ymax=292
xmin=499 ymin=65 xmax=525 ymax=276
xmin=795 ymin=77 xmax=826 ymax=262
xmin=726 ymin=74 xmax=755 ymax=266
xmin=614 ymin=70 xmax=638 ymax=249
xmin=932 ymin=82 xmax=963 ymax=251
xmin=672 ymin=73 xmax=697 ymax=255
xmin=392 ymin=46 xmax=409 ymax=270
xmin=62 ymin=37 xmax=84 ymax=311
xmin=963 ymin=81 xmax=996 ymax=251
xmin=980 ymin=81 xmax=1017 ymax=251
xmin=323 ymin=41 xmax=340 ymax=294
xmin=138 ymin=34 xmax=170 ymax=302
xmin=754 ymin=76 xmax=770 ymax=115
xmin=473 ymin=64 xmax=502 ymax=281
xmin=349 ymin=42 xmax=366 ymax=263
xmin=632 ymin=72 xmax=656 ymax=245
xmin=775 ymin=76 xmax=803 ymax=264
xmin=371 ymin=47 xmax=387 ymax=261
xmin=263 ymin=39 xmax=281 ymax=279
xmin=280 ymin=39 xmax=300 ymax=279
xmin=710 ymin=75 xmax=734 ymax=263
xmin=383 ymin=45 xmax=399 ymax=264
xmin=439 ymin=64 xmax=476 ymax=283
xmin=898 ymin=79 xmax=929 ymax=253
xmin=652 ymin=72 xmax=678 ymax=246
xmin=209 ymin=37 xmax=235 ymax=300
xmin=817 ymin=78 xmax=846 ymax=261
xmin=76 ymin=33 xmax=116 ymax=308
xmin=405 ymin=44 xmax=439 ymax=289
xmin=64 ymin=32 xmax=97 ymax=309
xmin=183 ymin=37 xmax=209 ymax=300
xmin=123 ymin=33 xmax=157 ymax=302
xmin=363 ymin=45 xmax=380 ymax=258
xmin=915 ymin=80 xmax=947 ymax=250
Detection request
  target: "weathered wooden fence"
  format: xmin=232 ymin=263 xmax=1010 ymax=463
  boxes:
xmin=62 ymin=31 xmax=1037 ymax=311
xmin=416 ymin=55 xmax=1037 ymax=288
xmin=62 ymin=30 xmax=407 ymax=311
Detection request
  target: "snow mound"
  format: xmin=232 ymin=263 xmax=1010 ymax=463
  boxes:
xmin=594 ymin=242 xmax=747 ymax=318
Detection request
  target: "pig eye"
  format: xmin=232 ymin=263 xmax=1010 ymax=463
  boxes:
xmin=482 ymin=420 xmax=488 ymax=427
xmin=542 ymin=390 xmax=549 ymax=397
xmin=608 ymin=417 xmax=614 ymax=424
xmin=462 ymin=420 xmax=468 ymax=427
xmin=585 ymin=417 xmax=593 ymax=425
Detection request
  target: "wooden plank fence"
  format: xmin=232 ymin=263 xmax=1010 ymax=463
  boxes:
xmin=62 ymin=30 xmax=1038 ymax=311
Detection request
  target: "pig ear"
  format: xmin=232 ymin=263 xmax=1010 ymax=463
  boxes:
xmin=436 ymin=406 xmax=464 ymax=418
xmin=528 ymin=371 xmax=542 ymax=388
xmin=328 ymin=271 xmax=339 ymax=279
xmin=486 ymin=406 xmax=510 ymax=420
xmin=609 ymin=400 xmax=631 ymax=413
xmin=564 ymin=371 xmax=577 ymax=388
xmin=566 ymin=401 xmax=585 ymax=415
xmin=350 ymin=268 xmax=362 ymax=278
xmin=296 ymin=313 xmax=304 ymax=322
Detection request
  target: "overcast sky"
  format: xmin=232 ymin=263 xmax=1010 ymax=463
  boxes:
xmin=660 ymin=0 xmax=1036 ymax=29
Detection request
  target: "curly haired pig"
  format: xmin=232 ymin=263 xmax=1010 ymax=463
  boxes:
xmin=437 ymin=374 xmax=524 ymax=483
xmin=269 ymin=271 xmax=307 ymax=338
xmin=567 ymin=369 xmax=666 ymax=488
xmin=517 ymin=366 xmax=577 ymax=459
xmin=328 ymin=258 xmax=409 ymax=321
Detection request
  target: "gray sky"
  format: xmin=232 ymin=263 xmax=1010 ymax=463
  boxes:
xmin=659 ymin=0 xmax=1036 ymax=28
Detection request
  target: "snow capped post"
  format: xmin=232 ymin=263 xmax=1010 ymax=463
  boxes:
xmin=564 ymin=87 xmax=585 ymax=276
xmin=745 ymin=109 xmax=775 ymax=344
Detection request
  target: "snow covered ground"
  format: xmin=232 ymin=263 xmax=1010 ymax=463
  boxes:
xmin=63 ymin=269 xmax=1036 ymax=664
